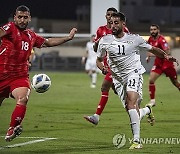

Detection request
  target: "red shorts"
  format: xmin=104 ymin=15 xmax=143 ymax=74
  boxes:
xmin=151 ymin=58 xmax=177 ymax=80
xmin=0 ymin=77 xmax=30 ymax=98
xmin=104 ymin=72 xmax=113 ymax=82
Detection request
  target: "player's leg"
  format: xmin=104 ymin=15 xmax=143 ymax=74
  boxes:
xmin=84 ymin=73 xmax=112 ymax=125
xmin=170 ymin=78 xmax=180 ymax=90
xmin=137 ymin=76 xmax=155 ymax=125
xmin=114 ymin=74 xmax=142 ymax=149
xmin=112 ymin=77 xmax=142 ymax=149
xmin=164 ymin=67 xmax=180 ymax=91
xmin=148 ymin=71 xmax=161 ymax=107
xmin=85 ymin=61 xmax=92 ymax=86
xmin=95 ymin=77 xmax=112 ymax=115
xmin=126 ymin=91 xmax=143 ymax=149
xmin=5 ymin=78 xmax=31 ymax=142
xmin=91 ymin=70 xmax=97 ymax=88
xmin=125 ymin=74 xmax=142 ymax=149
xmin=90 ymin=62 xmax=98 ymax=88
xmin=127 ymin=74 xmax=154 ymax=149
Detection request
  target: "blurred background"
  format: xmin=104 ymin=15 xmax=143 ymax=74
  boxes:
xmin=1 ymin=0 xmax=180 ymax=72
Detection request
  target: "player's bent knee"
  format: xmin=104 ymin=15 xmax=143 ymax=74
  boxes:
xmin=126 ymin=104 xmax=136 ymax=110
xmin=101 ymin=82 xmax=112 ymax=92
xmin=149 ymin=80 xmax=155 ymax=84
xmin=101 ymin=86 xmax=110 ymax=92
xmin=17 ymin=95 xmax=29 ymax=104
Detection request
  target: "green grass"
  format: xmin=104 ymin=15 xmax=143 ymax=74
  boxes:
xmin=0 ymin=72 xmax=179 ymax=154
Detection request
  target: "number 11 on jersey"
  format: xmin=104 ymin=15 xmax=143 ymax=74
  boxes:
xmin=118 ymin=45 xmax=125 ymax=55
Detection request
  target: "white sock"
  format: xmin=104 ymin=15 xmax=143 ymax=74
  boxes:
xmin=150 ymin=99 xmax=155 ymax=102
xmin=92 ymin=73 xmax=97 ymax=85
xmin=139 ymin=107 xmax=150 ymax=120
xmin=128 ymin=109 xmax=140 ymax=142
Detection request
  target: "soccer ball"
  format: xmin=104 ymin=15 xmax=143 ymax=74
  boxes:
xmin=31 ymin=74 xmax=51 ymax=93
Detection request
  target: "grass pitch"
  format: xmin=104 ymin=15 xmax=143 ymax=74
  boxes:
xmin=0 ymin=72 xmax=179 ymax=153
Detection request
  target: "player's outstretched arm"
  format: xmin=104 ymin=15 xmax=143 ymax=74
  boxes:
xmin=96 ymin=57 xmax=109 ymax=75
xmin=43 ymin=28 xmax=77 ymax=47
xmin=146 ymin=51 xmax=155 ymax=63
xmin=150 ymin=46 xmax=178 ymax=65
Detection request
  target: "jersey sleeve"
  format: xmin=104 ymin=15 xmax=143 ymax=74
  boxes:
xmin=159 ymin=37 xmax=169 ymax=51
xmin=0 ymin=22 xmax=14 ymax=35
xmin=96 ymin=37 xmax=106 ymax=58
xmin=138 ymin=36 xmax=152 ymax=51
xmin=33 ymin=33 xmax=46 ymax=48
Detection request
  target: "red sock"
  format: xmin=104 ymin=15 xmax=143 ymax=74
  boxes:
xmin=95 ymin=92 xmax=109 ymax=115
xmin=149 ymin=84 xmax=155 ymax=99
xmin=10 ymin=104 xmax=27 ymax=128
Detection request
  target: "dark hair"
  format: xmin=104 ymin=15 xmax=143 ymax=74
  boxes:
xmin=107 ymin=7 xmax=117 ymax=12
xmin=112 ymin=12 xmax=126 ymax=22
xmin=151 ymin=24 xmax=160 ymax=29
xmin=16 ymin=5 xmax=30 ymax=13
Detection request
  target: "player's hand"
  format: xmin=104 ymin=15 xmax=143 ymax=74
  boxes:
xmin=165 ymin=55 xmax=179 ymax=66
xmin=102 ymin=66 xmax=109 ymax=75
xmin=68 ymin=28 xmax=77 ymax=40
xmin=146 ymin=56 xmax=151 ymax=63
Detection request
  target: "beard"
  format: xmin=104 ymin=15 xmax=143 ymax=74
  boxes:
xmin=151 ymin=32 xmax=158 ymax=38
xmin=112 ymin=28 xmax=122 ymax=36
xmin=16 ymin=22 xmax=28 ymax=30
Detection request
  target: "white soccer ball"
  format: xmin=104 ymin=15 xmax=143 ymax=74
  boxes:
xmin=31 ymin=74 xmax=51 ymax=93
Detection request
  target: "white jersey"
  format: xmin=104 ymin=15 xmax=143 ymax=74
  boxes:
xmin=97 ymin=33 xmax=152 ymax=83
xmin=85 ymin=41 xmax=97 ymax=71
xmin=86 ymin=41 xmax=97 ymax=62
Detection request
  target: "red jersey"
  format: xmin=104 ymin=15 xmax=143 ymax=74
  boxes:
xmin=95 ymin=25 xmax=129 ymax=67
xmin=0 ymin=22 xmax=45 ymax=80
xmin=148 ymin=34 xmax=174 ymax=69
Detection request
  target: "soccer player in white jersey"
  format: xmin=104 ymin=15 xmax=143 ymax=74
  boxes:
xmin=82 ymin=35 xmax=98 ymax=88
xmin=96 ymin=12 xmax=178 ymax=149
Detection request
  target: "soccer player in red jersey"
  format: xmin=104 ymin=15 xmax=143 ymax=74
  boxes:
xmin=146 ymin=24 xmax=180 ymax=107
xmin=0 ymin=5 xmax=77 ymax=142
xmin=84 ymin=8 xmax=129 ymax=125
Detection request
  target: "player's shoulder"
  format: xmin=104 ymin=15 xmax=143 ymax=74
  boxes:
xmin=1 ymin=22 xmax=15 ymax=30
xmin=4 ymin=22 xmax=14 ymax=26
xmin=25 ymin=28 xmax=38 ymax=37
xmin=148 ymin=36 xmax=153 ymax=40
xmin=26 ymin=28 xmax=35 ymax=33
xmin=125 ymin=33 xmax=141 ymax=39
xmin=97 ymin=25 xmax=109 ymax=33
xmin=158 ymin=34 xmax=167 ymax=41
xmin=101 ymin=34 xmax=114 ymax=42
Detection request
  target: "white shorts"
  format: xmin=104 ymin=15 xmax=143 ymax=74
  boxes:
xmin=113 ymin=72 xmax=143 ymax=108
xmin=85 ymin=59 xmax=97 ymax=71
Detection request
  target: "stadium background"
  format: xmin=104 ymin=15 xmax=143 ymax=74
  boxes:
xmin=0 ymin=0 xmax=180 ymax=72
